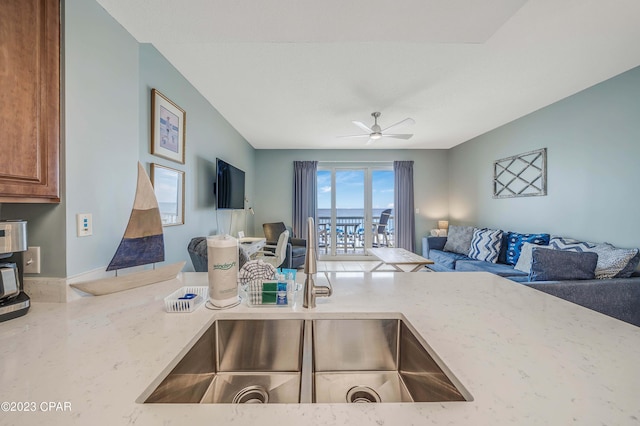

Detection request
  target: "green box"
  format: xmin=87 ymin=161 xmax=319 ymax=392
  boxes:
xmin=262 ymin=281 xmax=277 ymax=304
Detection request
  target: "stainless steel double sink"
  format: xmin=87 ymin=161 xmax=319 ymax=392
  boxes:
xmin=142 ymin=314 xmax=471 ymax=404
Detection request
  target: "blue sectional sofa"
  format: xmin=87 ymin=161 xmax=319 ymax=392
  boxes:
xmin=422 ymin=233 xmax=640 ymax=327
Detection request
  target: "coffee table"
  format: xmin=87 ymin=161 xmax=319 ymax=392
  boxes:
xmin=368 ymin=248 xmax=434 ymax=272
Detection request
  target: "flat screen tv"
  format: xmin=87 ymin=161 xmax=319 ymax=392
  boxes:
xmin=215 ymin=158 xmax=245 ymax=210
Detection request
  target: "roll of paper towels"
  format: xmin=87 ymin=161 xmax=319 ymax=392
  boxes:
xmin=207 ymin=235 xmax=239 ymax=308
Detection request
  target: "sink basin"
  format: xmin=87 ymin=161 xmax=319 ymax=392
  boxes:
xmin=141 ymin=315 xmax=471 ymax=404
xmin=145 ymin=319 xmax=305 ymax=403
xmin=312 ymin=318 xmax=467 ymax=403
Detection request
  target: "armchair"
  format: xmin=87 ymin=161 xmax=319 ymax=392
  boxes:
xmin=262 ymin=222 xmax=307 ymax=269
xmin=187 ymin=237 xmax=250 ymax=272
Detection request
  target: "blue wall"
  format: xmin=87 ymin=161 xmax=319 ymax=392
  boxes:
xmin=449 ymin=66 xmax=640 ymax=249
xmin=138 ymin=44 xmax=256 ymax=270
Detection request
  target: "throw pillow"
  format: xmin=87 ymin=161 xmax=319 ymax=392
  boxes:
xmin=505 ymin=232 xmax=550 ymax=265
xmin=549 ymin=236 xmax=639 ymax=279
xmin=443 ymin=225 xmax=475 ymax=255
xmin=468 ymin=228 xmax=503 ymax=263
xmin=588 ymin=243 xmax=639 ymax=279
xmin=528 ymin=247 xmax=598 ymax=281
xmin=615 ymin=249 xmax=640 ymax=278
xmin=548 ymin=236 xmax=596 ymax=252
xmin=514 ymin=242 xmax=536 ymax=273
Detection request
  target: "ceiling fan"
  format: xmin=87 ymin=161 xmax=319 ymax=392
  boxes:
xmin=338 ymin=112 xmax=414 ymax=145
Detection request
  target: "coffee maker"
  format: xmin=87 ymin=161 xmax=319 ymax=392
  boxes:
xmin=0 ymin=220 xmax=30 ymax=322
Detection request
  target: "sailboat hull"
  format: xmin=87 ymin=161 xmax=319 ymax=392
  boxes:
xmin=70 ymin=261 xmax=186 ymax=296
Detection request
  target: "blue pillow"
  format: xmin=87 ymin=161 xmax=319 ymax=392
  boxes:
xmin=528 ymin=247 xmax=598 ymax=282
xmin=506 ymin=232 xmax=550 ymax=265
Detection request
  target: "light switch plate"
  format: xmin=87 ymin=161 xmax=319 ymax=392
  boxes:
xmin=23 ymin=246 xmax=41 ymax=274
xmin=77 ymin=213 xmax=93 ymax=237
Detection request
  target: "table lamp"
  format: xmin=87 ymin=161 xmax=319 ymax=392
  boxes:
xmin=437 ymin=220 xmax=449 ymax=237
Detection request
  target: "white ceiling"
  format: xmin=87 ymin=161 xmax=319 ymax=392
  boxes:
xmin=96 ymin=0 xmax=640 ymax=150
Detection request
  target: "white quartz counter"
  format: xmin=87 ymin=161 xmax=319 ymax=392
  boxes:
xmin=1 ymin=271 xmax=639 ymax=425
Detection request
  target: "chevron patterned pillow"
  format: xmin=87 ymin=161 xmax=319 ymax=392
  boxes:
xmin=468 ymin=228 xmax=503 ymax=263
xmin=548 ymin=236 xmax=596 ymax=252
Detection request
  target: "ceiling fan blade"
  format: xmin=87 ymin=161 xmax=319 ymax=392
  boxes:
xmin=383 ymin=134 xmax=413 ymax=140
xmin=381 ymin=117 xmax=415 ymax=133
xmin=337 ymin=134 xmax=371 ymax=138
xmin=352 ymin=120 xmax=373 ymax=133
xmin=365 ymin=138 xmax=375 ymax=145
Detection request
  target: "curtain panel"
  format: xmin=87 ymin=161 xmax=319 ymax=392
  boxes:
xmin=394 ymin=161 xmax=415 ymax=252
xmin=292 ymin=161 xmax=318 ymax=239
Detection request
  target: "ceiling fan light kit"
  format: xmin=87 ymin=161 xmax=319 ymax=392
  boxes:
xmin=338 ymin=111 xmax=414 ymax=145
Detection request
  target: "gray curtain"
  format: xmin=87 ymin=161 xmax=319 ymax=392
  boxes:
xmin=292 ymin=161 xmax=318 ymax=239
xmin=394 ymin=161 xmax=415 ymax=252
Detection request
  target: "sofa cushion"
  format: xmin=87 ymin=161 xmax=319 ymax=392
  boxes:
xmin=505 ymin=232 xmax=550 ymax=265
xmin=514 ymin=242 xmax=536 ymax=273
xmin=443 ymin=226 xmax=475 ymax=255
xmin=529 ymin=247 xmax=598 ymax=281
xmin=456 ymin=259 xmax=527 ymax=277
xmin=429 ymin=249 xmax=470 ymax=270
xmin=549 ymin=237 xmax=639 ymax=279
xmin=425 ymin=262 xmax=455 ymax=273
xmin=468 ymin=228 xmax=503 ymax=263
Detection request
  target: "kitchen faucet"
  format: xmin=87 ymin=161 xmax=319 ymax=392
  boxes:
xmin=303 ymin=217 xmax=332 ymax=308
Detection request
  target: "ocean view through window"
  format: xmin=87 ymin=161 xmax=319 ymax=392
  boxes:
xmin=317 ymin=163 xmax=394 ymax=258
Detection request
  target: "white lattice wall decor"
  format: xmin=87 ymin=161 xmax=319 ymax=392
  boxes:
xmin=493 ymin=148 xmax=547 ymax=198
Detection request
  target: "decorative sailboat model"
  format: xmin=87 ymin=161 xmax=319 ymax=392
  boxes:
xmin=71 ymin=163 xmax=185 ymax=296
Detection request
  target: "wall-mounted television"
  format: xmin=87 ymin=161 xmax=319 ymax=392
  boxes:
xmin=215 ymin=158 xmax=245 ymax=210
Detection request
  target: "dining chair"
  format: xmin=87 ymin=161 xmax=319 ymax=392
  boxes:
xmin=373 ymin=209 xmax=392 ymax=247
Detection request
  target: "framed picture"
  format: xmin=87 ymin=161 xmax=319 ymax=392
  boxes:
xmin=151 ymin=163 xmax=185 ymax=226
xmin=493 ymin=148 xmax=547 ymax=198
xmin=151 ymin=89 xmax=186 ymax=164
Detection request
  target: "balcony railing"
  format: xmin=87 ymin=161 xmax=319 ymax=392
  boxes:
xmin=317 ymin=215 xmax=394 ymax=254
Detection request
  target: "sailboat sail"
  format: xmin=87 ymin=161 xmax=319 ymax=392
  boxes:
xmin=106 ymin=163 xmax=165 ymax=271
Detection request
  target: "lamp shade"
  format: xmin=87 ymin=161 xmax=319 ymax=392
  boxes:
xmin=438 ymin=220 xmax=449 ymax=230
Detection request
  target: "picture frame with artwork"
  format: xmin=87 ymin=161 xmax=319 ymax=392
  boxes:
xmin=151 ymin=89 xmax=186 ymax=164
xmin=150 ymin=163 xmax=185 ymax=226
xmin=493 ymin=148 xmax=547 ymax=198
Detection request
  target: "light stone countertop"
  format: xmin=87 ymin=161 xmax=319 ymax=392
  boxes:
xmin=1 ymin=271 xmax=639 ymax=425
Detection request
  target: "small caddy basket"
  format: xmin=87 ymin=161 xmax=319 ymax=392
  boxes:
xmin=164 ymin=286 xmax=208 ymax=313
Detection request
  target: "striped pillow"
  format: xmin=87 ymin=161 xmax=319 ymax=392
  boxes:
xmin=468 ymin=228 xmax=503 ymax=263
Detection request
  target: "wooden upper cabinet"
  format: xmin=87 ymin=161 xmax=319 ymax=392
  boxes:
xmin=0 ymin=0 xmax=60 ymax=203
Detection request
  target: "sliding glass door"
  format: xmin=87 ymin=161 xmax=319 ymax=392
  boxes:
xmin=317 ymin=163 xmax=394 ymax=259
